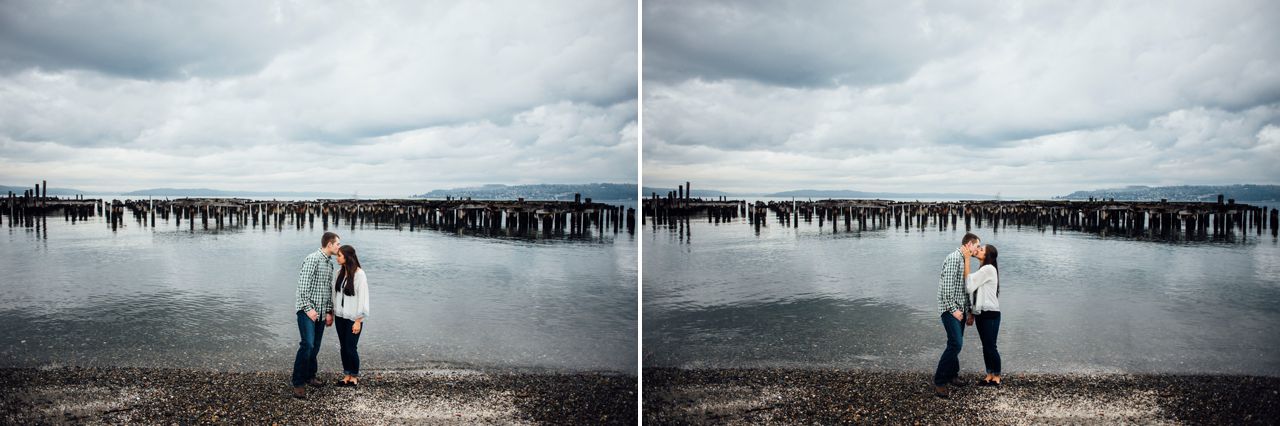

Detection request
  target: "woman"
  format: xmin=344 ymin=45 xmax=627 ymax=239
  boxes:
xmin=332 ymin=244 xmax=370 ymax=387
xmin=964 ymin=244 xmax=1001 ymax=387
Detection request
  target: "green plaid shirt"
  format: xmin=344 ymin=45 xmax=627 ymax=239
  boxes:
xmin=296 ymin=248 xmax=335 ymax=315
xmin=937 ymin=248 xmax=970 ymax=314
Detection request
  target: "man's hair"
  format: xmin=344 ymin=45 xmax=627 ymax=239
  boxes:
xmin=961 ymin=232 xmax=980 ymax=246
xmin=322 ymin=232 xmax=340 ymax=248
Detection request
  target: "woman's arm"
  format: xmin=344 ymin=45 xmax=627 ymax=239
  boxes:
xmin=967 ymin=265 xmax=992 ymax=293
xmin=356 ymin=269 xmax=369 ymax=321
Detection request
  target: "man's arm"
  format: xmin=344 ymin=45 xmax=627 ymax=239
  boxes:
xmin=296 ymin=256 xmax=318 ymax=320
xmin=939 ymin=254 xmax=964 ymax=318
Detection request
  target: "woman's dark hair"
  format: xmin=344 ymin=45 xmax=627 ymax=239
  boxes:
xmin=335 ymin=245 xmax=361 ymax=296
xmin=982 ymin=244 xmax=1000 ymax=296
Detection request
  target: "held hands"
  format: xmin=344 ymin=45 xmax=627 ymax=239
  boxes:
xmin=325 ymin=313 xmax=334 ymax=327
xmin=306 ymin=309 xmax=319 ymax=322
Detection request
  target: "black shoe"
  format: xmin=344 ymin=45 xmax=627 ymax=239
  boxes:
xmin=977 ymin=378 xmax=993 ymax=387
xmin=949 ymin=377 xmax=968 ymax=388
xmin=336 ymin=379 xmax=352 ymax=387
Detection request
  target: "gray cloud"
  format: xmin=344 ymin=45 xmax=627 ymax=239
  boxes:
xmin=0 ymin=0 xmax=637 ymax=195
xmin=0 ymin=0 xmax=307 ymax=79
xmin=644 ymin=0 xmax=952 ymax=87
xmin=643 ymin=0 xmax=1280 ymax=196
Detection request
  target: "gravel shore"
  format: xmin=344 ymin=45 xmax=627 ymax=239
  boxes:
xmin=643 ymin=368 xmax=1279 ymax=424
xmin=1 ymin=366 xmax=636 ymax=424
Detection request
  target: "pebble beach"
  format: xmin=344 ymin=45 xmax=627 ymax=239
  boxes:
xmin=1 ymin=366 xmax=636 ymax=424
xmin=643 ymin=368 xmax=1280 ymax=424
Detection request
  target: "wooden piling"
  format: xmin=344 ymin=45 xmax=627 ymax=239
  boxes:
xmin=1272 ymin=208 xmax=1278 ymax=237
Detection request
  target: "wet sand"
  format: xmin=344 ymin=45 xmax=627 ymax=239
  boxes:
xmin=644 ymin=368 xmax=1279 ymax=424
xmin=0 ymin=366 xmax=635 ymax=425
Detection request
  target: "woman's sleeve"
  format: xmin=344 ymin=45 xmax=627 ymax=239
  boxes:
xmin=357 ymin=271 xmax=370 ymax=320
xmin=966 ymin=265 xmax=991 ymax=293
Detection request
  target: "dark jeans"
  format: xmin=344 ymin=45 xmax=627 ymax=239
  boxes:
xmin=291 ymin=310 xmax=326 ymax=387
xmin=335 ymin=316 xmax=363 ymax=377
xmin=975 ymin=311 xmax=1002 ymax=375
xmin=933 ymin=311 xmax=966 ymax=386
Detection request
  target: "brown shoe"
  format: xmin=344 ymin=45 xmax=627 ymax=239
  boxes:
xmin=933 ymin=385 xmax=949 ymax=399
xmin=292 ymin=387 xmax=306 ymax=399
xmin=308 ymin=378 xmax=326 ymax=388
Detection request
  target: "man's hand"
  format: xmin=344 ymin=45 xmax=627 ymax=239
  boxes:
xmin=952 ymin=310 xmax=963 ymax=321
xmin=325 ymin=313 xmax=334 ymax=327
xmin=306 ymin=309 xmax=318 ymax=322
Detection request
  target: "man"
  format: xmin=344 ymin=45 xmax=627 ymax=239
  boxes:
xmin=292 ymin=232 xmax=340 ymax=399
xmin=933 ymin=232 xmax=980 ymax=398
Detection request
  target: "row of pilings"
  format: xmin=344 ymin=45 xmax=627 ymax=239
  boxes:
xmin=4 ymin=194 xmax=637 ymax=237
xmin=642 ymin=195 xmax=1279 ymax=240
xmin=642 ymin=191 xmax=744 ymax=226
xmin=4 ymin=189 xmax=99 ymax=229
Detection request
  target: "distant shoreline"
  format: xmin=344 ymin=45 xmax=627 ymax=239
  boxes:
xmin=644 ymin=367 xmax=1279 ymax=424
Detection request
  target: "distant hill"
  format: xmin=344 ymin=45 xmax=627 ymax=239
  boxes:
xmin=0 ymin=184 xmax=97 ymax=196
xmin=1059 ymin=185 xmax=1280 ymax=202
xmin=634 ymin=186 xmax=994 ymax=200
xmin=413 ymin=183 xmax=636 ymax=201
xmin=767 ymin=189 xmax=995 ymax=199
xmin=641 ymin=187 xmax=734 ymax=198
xmin=122 ymin=188 xmax=349 ymax=198
xmin=2 ymin=184 xmax=355 ymax=198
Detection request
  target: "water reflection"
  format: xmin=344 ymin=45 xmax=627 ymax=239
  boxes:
xmin=0 ymin=289 xmax=276 ymax=369
xmin=645 ymin=296 xmax=934 ymax=369
xmin=1 ymin=211 xmax=637 ymax=373
xmin=643 ymin=214 xmax=1280 ymax=375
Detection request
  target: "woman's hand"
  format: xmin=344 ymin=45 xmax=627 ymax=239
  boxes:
xmin=353 ymin=320 xmax=362 ymax=335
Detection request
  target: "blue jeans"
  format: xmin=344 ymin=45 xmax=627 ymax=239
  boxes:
xmin=975 ymin=311 xmax=1002 ymax=375
xmin=335 ymin=316 xmax=362 ymax=377
xmin=291 ymin=310 xmax=326 ymax=387
xmin=933 ymin=311 xmax=966 ymax=386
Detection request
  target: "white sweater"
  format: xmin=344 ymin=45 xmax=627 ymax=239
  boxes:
xmin=332 ymin=268 xmax=370 ymax=321
xmin=966 ymin=264 xmax=999 ymax=314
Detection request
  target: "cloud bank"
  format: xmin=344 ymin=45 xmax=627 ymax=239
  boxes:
xmin=0 ymin=0 xmax=637 ymax=195
xmin=643 ymin=0 xmax=1280 ymax=196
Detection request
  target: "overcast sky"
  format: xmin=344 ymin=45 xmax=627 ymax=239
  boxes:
xmin=643 ymin=0 xmax=1280 ymax=197
xmin=0 ymin=0 xmax=637 ymax=196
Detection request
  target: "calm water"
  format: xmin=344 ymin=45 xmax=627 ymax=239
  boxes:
xmin=643 ymin=199 xmax=1280 ymax=375
xmin=1 ymin=200 xmax=637 ymax=374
